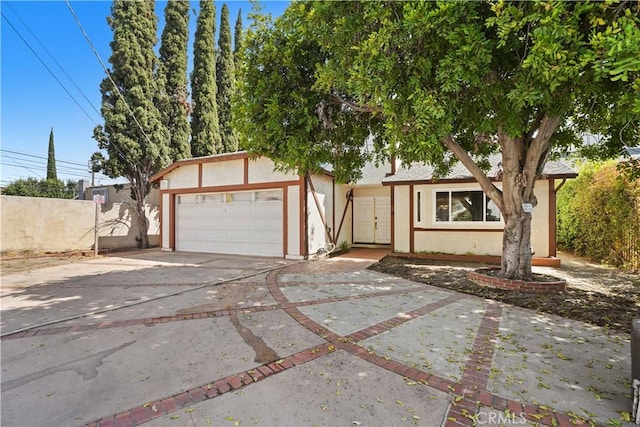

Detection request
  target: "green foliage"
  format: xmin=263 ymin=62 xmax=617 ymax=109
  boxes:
xmin=3 ymin=177 xmax=76 ymax=199
xmin=235 ymin=5 xmax=377 ymax=183
xmin=159 ymin=0 xmax=191 ymax=161
xmin=216 ymin=3 xmax=239 ymax=152
xmin=237 ymin=0 xmax=639 ymax=278
xmin=46 ymin=128 xmax=57 ymax=180
xmin=233 ymin=8 xmax=243 ymax=68
xmin=191 ymin=0 xmax=222 ymax=157
xmin=93 ymin=0 xmax=169 ymax=248
xmin=557 ymin=161 xmax=640 ymax=271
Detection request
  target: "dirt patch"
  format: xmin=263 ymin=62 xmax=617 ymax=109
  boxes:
xmin=370 ymin=255 xmax=640 ymax=334
xmin=1 ymin=252 xmax=92 ymax=274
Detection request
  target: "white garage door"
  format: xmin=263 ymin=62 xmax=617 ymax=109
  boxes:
xmin=176 ymin=189 xmax=283 ymax=257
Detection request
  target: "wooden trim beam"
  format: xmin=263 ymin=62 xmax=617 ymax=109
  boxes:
xmin=548 ymin=179 xmax=557 ymax=257
xmin=414 ymin=227 xmax=504 ymax=232
xmin=409 ymin=184 xmax=414 ymax=253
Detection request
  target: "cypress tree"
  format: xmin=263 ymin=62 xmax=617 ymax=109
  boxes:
xmin=92 ymin=0 xmax=169 ymax=249
xmin=159 ymin=0 xmax=191 ymax=161
xmin=191 ymin=0 xmax=222 ymax=156
xmin=46 ymin=127 xmax=57 ymax=180
xmin=233 ymin=9 xmax=243 ymax=69
xmin=216 ymin=3 xmax=238 ymax=152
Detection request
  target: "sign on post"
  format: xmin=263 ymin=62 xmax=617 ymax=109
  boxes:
xmin=93 ymin=194 xmax=105 ymax=204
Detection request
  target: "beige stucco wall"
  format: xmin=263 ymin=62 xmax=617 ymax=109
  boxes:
xmin=1 ymin=195 xmax=95 ymax=253
xmin=90 ymin=186 xmax=159 ymax=250
xmin=166 ymin=164 xmax=199 ymax=189
xmin=202 ymin=159 xmax=244 ymax=187
xmin=307 ymin=174 xmax=334 ymax=254
xmin=161 ymin=193 xmax=170 ymax=250
xmin=334 ymin=185 xmax=352 ymax=247
xmin=393 ymin=180 xmax=551 ymax=257
xmin=248 ymin=157 xmax=298 ymax=183
xmin=1 ymin=186 xmax=160 ymax=253
xmin=287 ymin=185 xmax=301 ymax=258
xmin=393 ymin=186 xmax=411 ymax=252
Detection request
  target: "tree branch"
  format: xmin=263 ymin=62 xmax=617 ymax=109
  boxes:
xmin=523 ymin=115 xmax=561 ymax=197
xmin=328 ymin=93 xmax=384 ymax=114
xmin=442 ymin=135 xmax=503 ymax=211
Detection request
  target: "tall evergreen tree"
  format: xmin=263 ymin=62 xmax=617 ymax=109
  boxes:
xmin=191 ymin=0 xmax=222 ymax=156
xmin=216 ymin=3 xmax=238 ymax=152
xmin=233 ymin=9 xmax=243 ymax=68
xmin=46 ymin=127 xmax=57 ymax=180
xmin=92 ymin=0 xmax=169 ymax=249
xmin=159 ymin=0 xmax=191 ymax=161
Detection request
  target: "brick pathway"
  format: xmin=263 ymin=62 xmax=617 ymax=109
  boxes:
xmin=2 ymin=251 xmax=625 ymax=427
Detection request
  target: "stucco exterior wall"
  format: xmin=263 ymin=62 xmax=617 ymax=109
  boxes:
xmin=202 ymin=159 xmax=244 ymax=187
xmin=90 ymin=186 xmax=160 ymax=250
xmin=287 ymin=185 xmax=301 ymax=258
xmin=157 ymin=155 xmax=303 ymax=258
xmin=1 ymin=185 xmax=160 ymax=253
xmin=166 ymin=164 xmax=199 ymax=189
xmin=393 ymin=186 xmax=411 ymax=252
xmin=161 ymin=193 xmax=170 ymax=250
xmin=334 ymin=185 xmax=352 ymax=247
xmin=307 ymin=174 xmax=334 ymax=254
xmin=1 ymin=196 xmax=95 ymax=252
xmin=248 ymin=157 xmax=297 ymax=183
xmin=392 ymin=180 xmax=552 ymax=257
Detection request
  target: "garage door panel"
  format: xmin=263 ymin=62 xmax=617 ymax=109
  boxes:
xmin=176 ymin=190 xmax=283 ymax=256
xmin=253 ymin=242 xmax=282 ymax=256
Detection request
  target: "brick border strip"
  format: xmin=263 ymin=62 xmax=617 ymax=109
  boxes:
xmin=0 ymin=305 xmax=281 ymax=340
xmin=270 ymin=268 xmax=593 ymax=427
xmin=86 ymin=343 xmax=335 ymax=427
xmin=2 ymin=284 xmax=435 ymax=341
xmin=468 ymin=268 xmax=566 ymax=292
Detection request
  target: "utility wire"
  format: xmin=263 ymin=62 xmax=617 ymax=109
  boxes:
xmin=0 ymin=162 xmax=92 ymax=179
xmin=1 ymin=148 xmax=91 ymax=168
xmin=65 ymin=0 xmax=155 ymax=166
xmin=2 ymin=156 xmax=90 ymax=174
xmin=1 ymin=160 xmax=44 ymax=179
xmin=1 ymin=12 xmax=99 ymax=126
xmin=3 ymin=2 xmax=102 ymax=118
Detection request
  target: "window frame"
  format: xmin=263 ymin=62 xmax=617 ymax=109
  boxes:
xmin=432 ymin=188 xmax=502 ymax=225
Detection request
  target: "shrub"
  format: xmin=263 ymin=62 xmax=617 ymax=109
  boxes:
xmin=557 ymin=161 xmax=639 ymax=271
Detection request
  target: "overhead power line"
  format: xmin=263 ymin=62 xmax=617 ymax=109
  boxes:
xmin=1 ymin=148 xmax=90 ymax=167
xmin=65 ymin=0 xmax=154 ymax=170
xmin=3 ymin=2 xmax=102 ymax=119
xmin=1 ymin=12 xmax=100 ymax=126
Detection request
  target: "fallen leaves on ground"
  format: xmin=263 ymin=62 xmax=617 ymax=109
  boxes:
xmin=370 ymin=257 xmax=638 ymax=334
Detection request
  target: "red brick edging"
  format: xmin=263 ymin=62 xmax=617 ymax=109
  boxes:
xmin=468 ymin=268 xmax=566 ymax=292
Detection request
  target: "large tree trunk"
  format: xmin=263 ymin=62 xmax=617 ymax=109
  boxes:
xmin=442 ymin=116 xmax=561 ymax=281
xmin=500 ymin=199 xmax=534 ymax=280
xmin=132 ymin=176 xmax=150 ymax=249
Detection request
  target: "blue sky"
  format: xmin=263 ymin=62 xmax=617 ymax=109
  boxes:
xmin=1 ymin=0 xmax=289 ymax=186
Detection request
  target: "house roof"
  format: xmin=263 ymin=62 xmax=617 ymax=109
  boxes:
xmin=383 ymin=154 xmax=577 ymax=184
xmin=625 ymin=146 xmax=640 ymax=160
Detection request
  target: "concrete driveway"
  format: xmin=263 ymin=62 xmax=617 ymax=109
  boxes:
xmin=0 ymin=250 xmax=633 ymax=427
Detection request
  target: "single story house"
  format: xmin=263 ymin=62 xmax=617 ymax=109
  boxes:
xmin=151 ymin=152 xmax=576 ymax=262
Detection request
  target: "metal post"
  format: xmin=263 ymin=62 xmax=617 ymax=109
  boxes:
xmin=91 ymin=165 xmax=98 ymax=257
